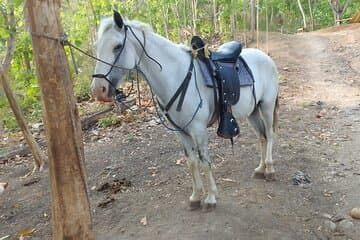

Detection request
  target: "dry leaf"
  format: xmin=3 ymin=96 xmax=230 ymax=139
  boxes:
xmin=140 ymin=216 xmax=147 ymax=226
xmin=176 ymin=158 xmax=185 ymax=165
xmin=16 ymin=228 xmax=35 ymax=237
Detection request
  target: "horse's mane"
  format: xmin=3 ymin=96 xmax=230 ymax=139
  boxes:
xmin=98 ymin=16 xmax=153 ymax=38
xmin=98 ymin=16 xmax=190 ymax=52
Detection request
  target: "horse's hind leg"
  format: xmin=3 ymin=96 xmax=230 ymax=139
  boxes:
xmin=248 ymin=107 xmax=267 ymax=178
xmin=178 ymin=133 xmax=204 ymax=210
xmin=259 ymin=102 xmax=276 ymax=180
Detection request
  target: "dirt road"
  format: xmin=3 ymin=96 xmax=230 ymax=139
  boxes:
xmin=1 ymin=24 xmax=359 ymax=240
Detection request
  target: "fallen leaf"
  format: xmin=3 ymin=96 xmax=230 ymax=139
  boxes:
xmin=176 ymin=158 xmax=185 ymax=165
xmin=140 ymin=216 xmax=147 ymax=226
xmin=0 ymin=235 xmax=10 ymax=240
xmin=16 ymin=228 xmax=35 ymax=237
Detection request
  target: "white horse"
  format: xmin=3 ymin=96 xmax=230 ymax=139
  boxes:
xmin=91 ymin=11 xmax=279 ymax=211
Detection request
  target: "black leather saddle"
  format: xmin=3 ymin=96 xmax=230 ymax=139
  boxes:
xmin=191 ymin=36 xmax=243 ymax=139
xmin=211 ymin=41 xmax=242 ymax=62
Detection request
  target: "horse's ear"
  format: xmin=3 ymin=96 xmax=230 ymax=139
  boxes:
xmin=113 ymin=10 xmax=123 ymax=29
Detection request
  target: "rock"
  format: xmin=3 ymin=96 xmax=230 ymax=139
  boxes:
xmin=337 ymin=219 xmax=354 ymax=232
xmin=350 ymin=208 xmax=360 ymax=219
xmin=321 ymin=213 xmax=332 ymax=220
xmin=331 ymin=213 xmax=345 ymax=222
xmin=292 ymin=171 xmax=311 ymax=185
xmin=316 ymin=109 xmax=327 ymax=118
xmin=323 ymin=220 xmax=336 ymax=232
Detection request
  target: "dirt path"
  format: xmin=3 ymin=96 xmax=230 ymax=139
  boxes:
xmin=1 ymin=24 xmax=359 ymax=240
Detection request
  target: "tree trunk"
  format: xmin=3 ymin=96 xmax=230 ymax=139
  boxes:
xmin=308 ymin=0 xmax=315 ymax=31
xmin=212 ymin=0 xmax=218 ymax=32
xmin=297 ymin=0 xmax=307 ymax=30
xmin=243 ymin=0 xmax=248 ymax=47
xmin=328 ymin=0 xmax=351 ymax=25
xmin=1 ymin=2 xmax=45 ymax=174
xmin=191 ymin=0 xmax=198 ymax=35
xmin=250 ymin=0 xmax=257 ymax=40
xmin=24 ymin=0 xmax=94 ymax=239
xmin=230 ymin=0 xmax=237 ymax=39
xmin=0 ymin=69 xmax=46 ymax=172
xmin=256 ymin=0 xmax=259 ymax=48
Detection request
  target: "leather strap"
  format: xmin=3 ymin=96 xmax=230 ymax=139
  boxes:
xmin=164 ymin=57 xmax=194 ymax=112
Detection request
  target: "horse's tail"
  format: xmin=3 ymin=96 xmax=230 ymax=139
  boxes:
xmin=273 ymin=95 xmax=279 ymax=133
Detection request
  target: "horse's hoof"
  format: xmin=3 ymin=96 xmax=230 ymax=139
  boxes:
xmin=265 ymin=172 xmax=276 ymax=181
xmin=189 ymin=200 xmax=201 ymax=211
xmin=252 ymin=171 xmax=265 ymax=179
xmin=203 ymin=203 xmax=216 ymax=212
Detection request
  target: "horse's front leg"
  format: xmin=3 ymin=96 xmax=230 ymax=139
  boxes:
xmin=178 ymin=133 xmax=204 ymax=210
xmin=195 ymin=131 xmax=218 ymax=211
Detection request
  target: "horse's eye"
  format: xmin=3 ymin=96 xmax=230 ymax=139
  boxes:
xmin=114 ymin=44 xmax=122 ymax=51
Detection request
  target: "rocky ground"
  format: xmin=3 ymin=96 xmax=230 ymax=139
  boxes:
xmin=0 ymin=24 xmax=360 ymax=240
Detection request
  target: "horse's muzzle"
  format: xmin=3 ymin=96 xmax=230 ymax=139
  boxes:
xmin=91 ymin=78 xmax=113 ymax=102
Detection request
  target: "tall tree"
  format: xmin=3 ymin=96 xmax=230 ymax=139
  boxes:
xmin=191 ymin=0 xmax=198 ymax=35
xmin=297 ymin=0 xmax=307 ymax=30
xmin=250 ymin=0 xmax=257 ymax=39
xmin=328 ymin=0 xmax=351 ymax=25
xmin=308 ymin=0 xmax=315 ymax=30
xmin=24 ymin=0 xmax=94 ymax=239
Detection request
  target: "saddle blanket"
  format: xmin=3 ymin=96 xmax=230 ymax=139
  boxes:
xmin=198 ymin=56 xmax=254 ymax=88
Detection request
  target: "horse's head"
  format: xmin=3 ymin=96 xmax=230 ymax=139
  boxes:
xmin=91 ymin=11 xmax=138 ymax=102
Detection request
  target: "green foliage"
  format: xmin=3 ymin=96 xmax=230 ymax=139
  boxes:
xmin=98 ymin=115 xmax=121 ymax=128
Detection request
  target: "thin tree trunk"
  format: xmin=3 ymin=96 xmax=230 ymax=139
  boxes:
xmin=231 ymin=0 xmax=236 ymax=39
xmin=328 ymin=0 xmax=351 ymax=25
xmin=250 ymin=0 xmax=256 ymax=40
xmin=0 ymin=69 xmax=46 ymax=173
xmin=266 ymin=0 xmax=269 ymax=54
xmin=1 ymin=2 xmax=45 ymax=175
xmin=308 ymin=0 xmax=315 ymax=31
xmin=24 ymin=0 xmax=94 ymax=239
xmin=191 ymin=0 xmax=198 ymax=35
xmin=161 ymin=3 xmax=169 ymax=39
xmin=256 ymin=0 xmax=259 ymax=48
xmin=212 ymin=0 xmax=217 ymax=32
xmin=297 ymin=0 xmax=307 ymax=30
xmin=243 ymin=0 xmax=248 ymax=47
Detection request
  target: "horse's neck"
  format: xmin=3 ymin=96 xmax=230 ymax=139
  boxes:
xmin=138 ymin=32 xmax=191 ymax=105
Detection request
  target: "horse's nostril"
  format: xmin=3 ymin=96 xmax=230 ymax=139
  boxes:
xmin=102 ymin=86 xmax=106 ymax=93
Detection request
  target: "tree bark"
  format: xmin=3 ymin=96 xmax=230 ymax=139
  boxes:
xmin=24 ymin=0 xmax=94 ymax=239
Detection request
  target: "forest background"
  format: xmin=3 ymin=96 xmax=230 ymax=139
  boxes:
xmin=0 ymin=0 xmax=359 ymax=134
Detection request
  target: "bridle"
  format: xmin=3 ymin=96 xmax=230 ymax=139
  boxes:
xmin=92 ymin=25 xmax=161 ymax=103
xmin=91 ymin=23 xmax=202 ymax=134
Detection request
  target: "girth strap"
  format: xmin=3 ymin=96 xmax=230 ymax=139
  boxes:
xmin=163 ymin=57 xmax=194 ymax=112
